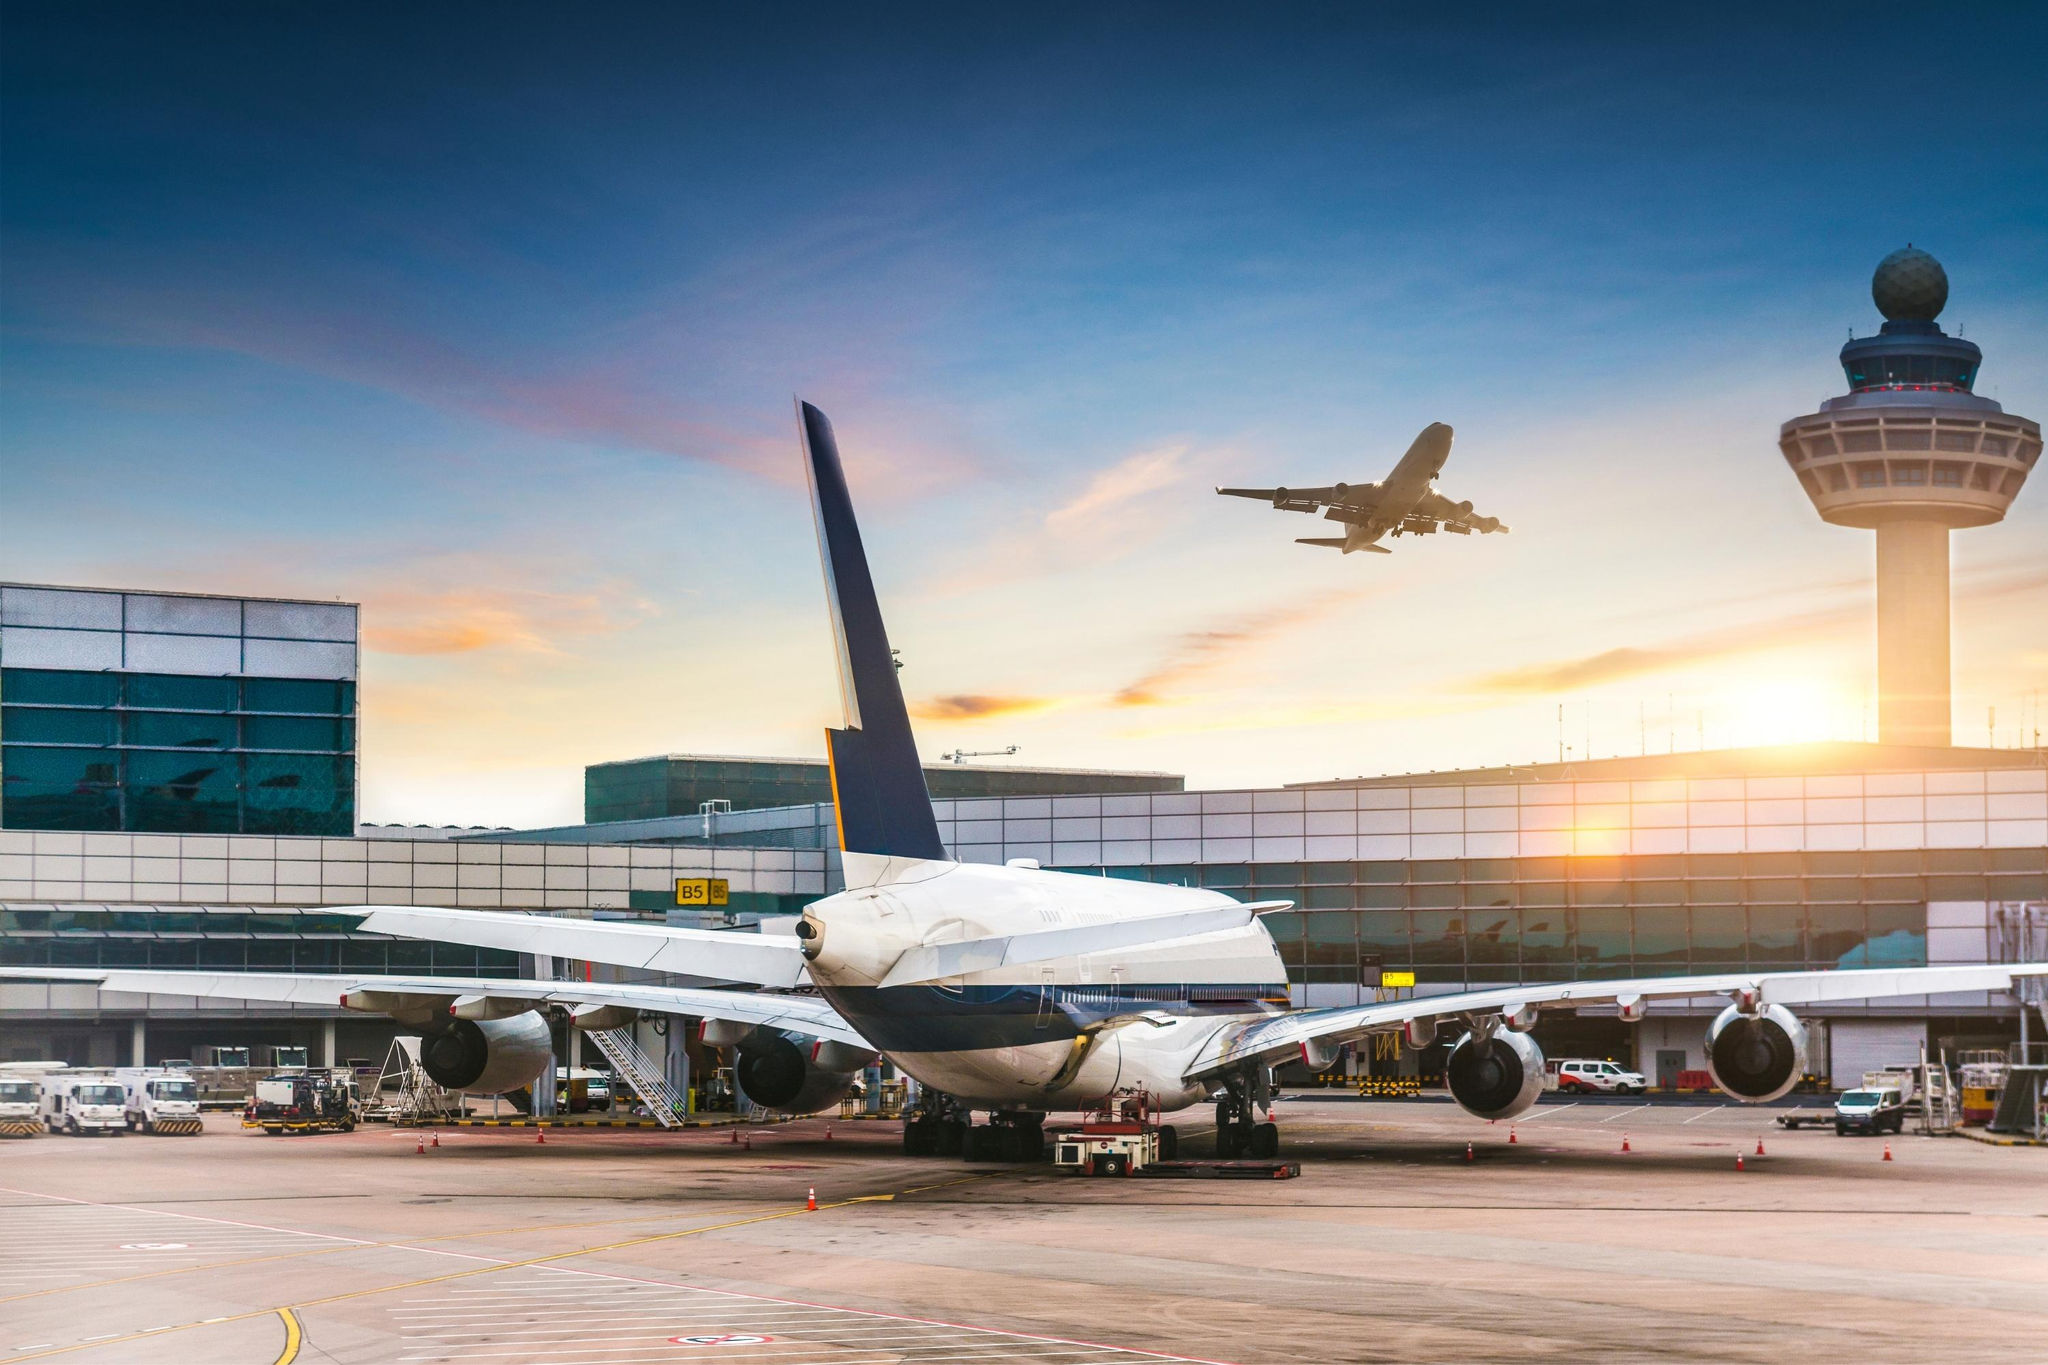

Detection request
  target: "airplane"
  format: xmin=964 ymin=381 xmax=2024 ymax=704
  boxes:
xmin=14 ymin=400 xmax=2047 ymax=1161
xmin=1216 ymin=421 xmax=1508 ymax=554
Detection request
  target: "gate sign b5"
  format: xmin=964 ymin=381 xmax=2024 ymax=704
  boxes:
xmin=675 ymin=877 xmax=730 ymax=908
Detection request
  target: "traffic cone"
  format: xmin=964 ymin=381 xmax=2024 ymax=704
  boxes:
xmin=1508 ymin=1126 xmax=1517 ymax=1144
xmin=743 ymin=1132 xmax=752 ymax=1150
xmin=1621 ymin=1133 xmax=1631 ymax=1153
xmin=826 ymin=1125 xmax=833 ymax=1141
xmin=1755 ymin=1137 xmax=1765 ymax=1157
xmin=431 ymin=1133 xmax=440 ymax=1149
xmin=730 ymin=1126 xmax=740 ymax=1145
xmin=1883 ymin=1142 xmax=1893 ymax=1162
xmin=1736 ymin=1154 xmax=1745 ymax=1171
xmin=806 ymin=1187 xmax=817 ymax=1212
xmin=415 ymin=1136 xmax=424 ymax=1154
xmin=1464 ymin=1142 xmax=1473 ymax=1163
xmin=536 ymin=1126 xmax=546 ymax=1145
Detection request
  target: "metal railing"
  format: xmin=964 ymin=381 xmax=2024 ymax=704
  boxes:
xmin=585 ymin=1027 xmax=686 ymax=1128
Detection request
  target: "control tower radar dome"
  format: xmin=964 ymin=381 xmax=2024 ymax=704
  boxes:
xmin=1872 ymin=245 xmax=1948 ymax=322
xmin=1778 ymin=247 xmax=2039 ymax=747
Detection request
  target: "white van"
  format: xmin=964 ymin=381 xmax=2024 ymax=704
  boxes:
xmin=117 ymin=1068 xmax=205 ymax=1135
xmin=43 ymin=1073 xmax=129 ymax=1136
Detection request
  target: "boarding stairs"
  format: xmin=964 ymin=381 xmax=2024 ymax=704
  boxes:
xmin=586 ymin=1027 xmax=686 ymax=1128
xmin=369 ymin=1036 xmax=465 ymax=1124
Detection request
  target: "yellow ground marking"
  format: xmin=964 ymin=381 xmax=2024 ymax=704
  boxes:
xmin=0 ymin=1172 xmax=1004 ymax=1363
xmin=270 ymin=1308 xmax=301 ymax=1365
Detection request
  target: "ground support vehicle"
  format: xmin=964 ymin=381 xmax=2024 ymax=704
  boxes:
xmin=244 ymin=1069 xmax=361 ymax=1134
xmin=1835 ymin=1085 xmax=1908 ymax=1135
xmin=1546 ymin=1058 xmax=1649 ymax=1096
xmin=117 ymin=1067 xmax=205 ymax=1135
xmin=42 ymin=1072 xmax=128 ymax=1136
xmin=1053 ymin=1103 xmax=1161 ymax=1176
xmin=0 ymin=1074 xmax=45 ymax=1136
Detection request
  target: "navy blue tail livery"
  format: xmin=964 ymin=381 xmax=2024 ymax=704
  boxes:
xmin=798 ymin=401 xmax=947 ymax=861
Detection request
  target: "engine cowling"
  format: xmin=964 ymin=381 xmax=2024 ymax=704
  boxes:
xmin=420 ymin=1011 xmax=554 ymax=1094
xmin=1445 ymin=1028 xmax=1545 ymax=1121
xmin=735 ymin=1029 xmax=871 ymax=1115
xmin=1705 ymin=1003 xmax=1807 ymax=1102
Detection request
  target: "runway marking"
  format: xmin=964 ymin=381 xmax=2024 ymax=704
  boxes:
xmin=1597 ymin=1105 xmax=1651 ymax=1124
xmin=1515 ymin=1103 xmax=1578 ymax=1121
xmin=1683 ymin=1105 xmax=1727 ymax=1124
xmin=271 ymin=1308 xmax=302 ymax=1365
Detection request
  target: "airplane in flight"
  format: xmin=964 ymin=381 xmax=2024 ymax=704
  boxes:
xmin=1216 ymin=421 xmax=1508 ymax=554
xmin=16 ymin=402 xmax=2046 ymax=1160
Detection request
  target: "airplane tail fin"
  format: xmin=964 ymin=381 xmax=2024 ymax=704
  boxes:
xmin=798 ymin=401 xmax=946 ymax=862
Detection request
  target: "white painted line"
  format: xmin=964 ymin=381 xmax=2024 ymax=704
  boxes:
xmin=1682 ymin=1104 xmax=1726 ymax=1124
xmin=1515 ymin=1102 xmax=1578 ymax=1121
xmin=1597 ymin=1104 xmax=1651 ymax=1124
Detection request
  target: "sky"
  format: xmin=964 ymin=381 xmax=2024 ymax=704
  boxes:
xmin=3 ymin=4 xmax=2045 ymax=827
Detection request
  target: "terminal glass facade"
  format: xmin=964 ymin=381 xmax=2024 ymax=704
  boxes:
xmin=1 ymin=668 xmax=356 ymax=835
xmin=1058 ymin=847 xmax=2046 ymax=989
xmin=0 ymin=905 xmax=518 ymax=975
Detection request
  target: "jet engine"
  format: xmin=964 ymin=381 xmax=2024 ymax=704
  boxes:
xmin=1453 ymin=499 xmax=1473 ymax=516
xmin=734 ymin=1029 xmax=875 ymax=1115
xmin=1444 ymin=1028 xmax=1545 ymax=1121
xmin=419 ymin=1011 xmax=555 ymax=1094
xmin=1705 ymin=1002 xmax=1807 ymax=1102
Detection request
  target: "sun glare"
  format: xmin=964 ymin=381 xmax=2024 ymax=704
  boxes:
xmin=1722 ymin=679 xmax=1845 ymax=748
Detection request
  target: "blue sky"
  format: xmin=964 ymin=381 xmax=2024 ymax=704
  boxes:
xmin=4 ymin=5 xmax=2045 ymax=825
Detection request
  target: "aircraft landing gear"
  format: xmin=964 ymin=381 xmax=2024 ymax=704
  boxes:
xmin=1214 ymin=1068 xmax=1280 ymax=1159
xmin=965 ymin=1111 xmax=1045 ymax=1163
xmin=902 ymin=1093 xmax=1045 ymax=1161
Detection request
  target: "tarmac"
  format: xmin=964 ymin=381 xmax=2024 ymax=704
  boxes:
xmin=2 ymin=1094 xmax=2044 ymax=1364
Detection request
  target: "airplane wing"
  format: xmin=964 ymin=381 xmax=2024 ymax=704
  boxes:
xmin=1184 ymin=963 xmax=2048 ymax=1081
xmin=1216 ymin=484 xmax=1380 ymax=514
xmin=2 ymin=966 xmax=869 ymax=1047
xmin=352 ymin=905 xmax=809 ymax=989
xmin=1414 ymin=488 xmax=1507 ymax=534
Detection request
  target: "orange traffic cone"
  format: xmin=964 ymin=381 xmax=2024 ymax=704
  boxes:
xmin=1464 ymin=1142 xmax=1474 ymax=1163
xmin=1621 ymin=1133 xmax=1632 ymax=1153
xmin=536 ymin=1126 xmax=547 ymax=1145
xmin=1755 ymin=1137 xmax=1765 ymax=1157
xmin=730 ymin=1126 xmax=740 ymax=1145
xmin=743 ymin=1132 xmax=752 ymax=1150
xmin=415 ymin=1136 xmax=424 ymax=1154
xmin=431 ymin=1133 xmax=440 ymax=1149
xmin=1883 ymin=1142 xmax=1893 ymax=1162
xmin=826 ymin=1125 xmax=833 ymax=1141
xmin=806 ymin=1187 xmax=817 ymax=1212
xmin=1508 ymin=1126 xmax=1517 ymax=1144
xmin=1736 ymin=1154 xmax=1745 ymax=1171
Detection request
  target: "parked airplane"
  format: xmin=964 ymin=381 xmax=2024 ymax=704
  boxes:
xmin=15 ymin=402 xmax=2046 ymax=1159
xmin=1216 ymin=421 xmax=1508 ymax=553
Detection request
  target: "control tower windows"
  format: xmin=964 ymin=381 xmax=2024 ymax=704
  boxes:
xmin=1932 ymin=463 xmax=1965 ymax=488
xmin=1854 ymin=463 xmax=1887 ymax=488
xmin=1969 ymin=465 xmax=1996 ymax=490
xmin=1888 ymin=462 xmax=1928 ymax=486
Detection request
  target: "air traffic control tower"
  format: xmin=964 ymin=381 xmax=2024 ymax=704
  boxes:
xmin=1779 ymin=247 xmax=2039 ymax=745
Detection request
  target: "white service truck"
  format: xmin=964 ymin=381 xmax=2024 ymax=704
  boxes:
xmin=0 ymin=1073 xmax=44 ymax=1136
xmin=42 ymin=1072 xmax=129 ymax=1136
xmin=117 ymin=1068 xmax=205 ymax=1135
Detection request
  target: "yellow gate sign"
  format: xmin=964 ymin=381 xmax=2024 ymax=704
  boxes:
xmin=1379 ymin=970 xmax=1416 ymax=988
xmin=675 ymin=877 xmax=730 ymax=908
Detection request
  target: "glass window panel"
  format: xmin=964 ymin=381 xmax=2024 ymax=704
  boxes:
xmin=1632 ymin=878 xmax=1685 ymax=905
xmin=197 ymin=940 xmax=245 ymax=968
xmin=244 ymin=715 xmax=349 ymax=751
xmin=1988 ymin=873 xmax=2048 ymax=900
xmin=1925 ymin=874 xmax=1986 ymax=901
xmin=1409 ymin=910 xmax=1465 ymax=973
xmin=1356 ymin=910 xmax=1411 ymax=963
xmin=2 ymin=706 xmax=118 ymax=744
xmin=1463 ymin=884 xmax=1515 ymax=910
xmin=4 ymin=668 xmax=120 ymax=706
xmin=1464 ymin=858 xmax=1517 ymax=883
xmin=1575 ymin=907 xmax=1631 ymax=972
xmin=244 ymin=754 xmax=352 ymax=836
xmin=127 ymin=712 xmax=236 ymax=749
xmin=1199 ymin=865 xmax=1249 ymax=889
xmin=1688 ymin=854 xmax=1741 ymax=879
xmin=1690 ymin=906 xmax=1747 ymax=963
xmin=242 ymin=677 xmax=349 ymax=714
xmin=1862 ymin=875 xmax=1925 ymax=902
xmin=1806 ymin=851 xmax=1862 ymax=875
xmin=1520 ymin=857 xmax=1567 ymax=881
xmin=1805 ymin=876 xmax=1860 ymax=902
xmin=1411 ymin=883 xmax=1460 ymax=909
xmin=1466 ymin=908 xmax=1519 ymax=964
xmin=1251 ymin=863 xmax=1302 ymax=887
xmin=432 ymin=943 xmax=479 ymax=973
xmin=1748 ymin=905 xmax=1803 ymax=966
xmin=127 ymin=674 xmax=236 ymax=711
xmin=124 ymin=752 xmax=238 ymax=832
xmin=50 ymin=939 xmax=100 ymax=966
xmin=294 ymin=940 xmax=340 ymax=971
xmin=477 ymin=947 xmax=519 ymax=976
xmin=1863 ymin=850 xmax=1920 ymax=874
xmin=1568 ymin=857 xmax=1624 ymax=882
xmin=1519 ymin=882 xmax=1566 ymax=908
xmin=0 ymin=745 xmax=120 ymax=829
xmin=1303 ymin=886 xmax=1356 ymax=910
xmin=1360 ymin=861 xmax=1406 ymax=884
xmin=1303 ymin=911 xmax=1357 ymax=985
xmin=1865 ymin=904 xmax=1927 ymax=967
xmin=100 ymin=939 xmax=149 ymax=966
xmin=148 ymin=939 xmax=199 ymax=967
xmin=1146 ymin=866 xmax=1196 ymax=886
xmin=1632 ymin=907 xmax=1688 ymax=968
xmin=1743 ymin=852 xmax=1802 ymax=876
xmin=1572 ymin=879 xmax=1627 ymax=907
xmin=1806 ymin=905 xmax=1867 ymax=966
xmin=1411 ymin=860 xmax=1461 ymax=884
xmin=1924 ymin=849 xmax=1984 ymax=873
xmin=341 ymin=940 xmax=387 ymax=970
xmin=246 ymin=939 xmax=294 ymax=968
xmin=1358 ymin=884 xmax=1407 ymax=909
xmin=1261 ymin=911 xmax=1305 ymax=966
xmin=1743 ymin=878 xmax=1800 ymax=904
xmin=1987 ymin=848 xmax=2046 ymax=874
xmin=1520 ymin=910 xmax=1572 ymax=977
xmin=1303 ymin=862 xmax=1353 ymax=885
xmin=1629 ymin=853 xmax=1685 ymax=878
xmin=387 ymin=938 xmax=433 ymax=970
